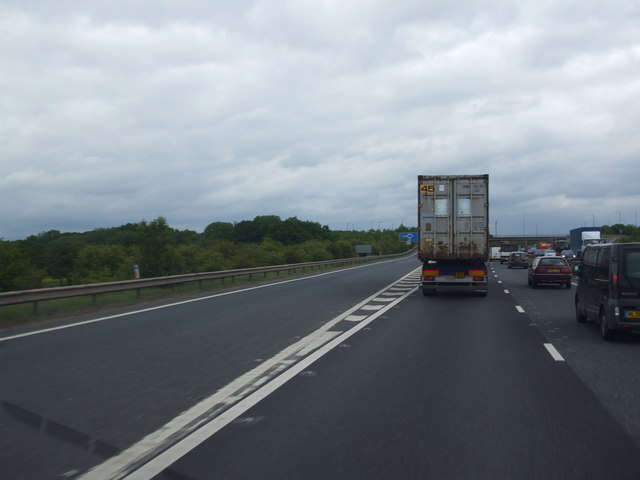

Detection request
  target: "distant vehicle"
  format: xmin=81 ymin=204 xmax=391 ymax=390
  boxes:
xmin=570 ymin=227 xmax=603 ymax=254
xmin=531 ymin=249 xmax=544 ymax=256
xmin=543 ymin=249 xmax=556 ymax=256
xmin=499 ymin=243 xmax=519 ymax=263
xmin=528 ymin=256 xmax=572 ymax=289
xmin=575 ymin=242 xmax=640 ymax=340
xmin=555 ymin=239 xmax=570 ymax=253
xmin=490 ymin=246 xmax=501 ymax=261
xmin=560 ymin=249 xmax=576 ymax=260
xmin=418 ymin=175 xmax=489 ymax=296
xmin=507 ymin=251 xmax=528 ymax=269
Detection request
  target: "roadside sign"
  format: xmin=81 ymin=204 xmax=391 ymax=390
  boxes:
xmin=399 ymin=232 xmax=418 ymax=243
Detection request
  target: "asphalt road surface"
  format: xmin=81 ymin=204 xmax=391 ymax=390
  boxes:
xmin=2 ymin=257 xmax=640 ymax=479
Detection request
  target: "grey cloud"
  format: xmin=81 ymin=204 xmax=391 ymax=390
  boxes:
xmin=2 ymin=0 xmax=640 ymax=239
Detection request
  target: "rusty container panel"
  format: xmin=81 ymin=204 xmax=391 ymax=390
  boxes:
xmin=418 ymin=174 xmax=489 ymax=261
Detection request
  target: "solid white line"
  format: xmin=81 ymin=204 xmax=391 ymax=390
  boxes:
xmin=122 ymin=286 xmax=419 ymax=480
xmin=80 ymin=268 xmax=421 ymax=480
xmin=1 ymin=261 xmax=400 ymax=343
xmin=544 ymin=343 xmax=565 ymax=362
xmin=515 ymin=306 xmax=525 ymax=313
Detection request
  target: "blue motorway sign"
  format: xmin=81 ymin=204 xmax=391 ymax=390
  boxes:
xmin=399 ymin=232 xmax=418 ymax=242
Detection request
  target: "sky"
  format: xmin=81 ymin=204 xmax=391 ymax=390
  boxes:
xmin=2 ymin=0 xmax=640 ymax=240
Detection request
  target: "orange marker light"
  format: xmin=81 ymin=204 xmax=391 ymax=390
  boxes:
xmin=423 ymin=270 xmax=440 ymax=276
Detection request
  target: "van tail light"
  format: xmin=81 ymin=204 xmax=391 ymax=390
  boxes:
xmin=612 ymin=274 xmax=619 ymax=293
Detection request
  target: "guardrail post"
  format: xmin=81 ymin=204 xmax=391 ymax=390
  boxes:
xmin=92 ymin=294 xmax=97 ymax=306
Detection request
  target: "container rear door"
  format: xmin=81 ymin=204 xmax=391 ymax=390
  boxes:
xmin=418 ymin=175 xmax=488 ymax=260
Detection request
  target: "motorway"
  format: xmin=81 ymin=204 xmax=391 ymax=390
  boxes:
xmin=2 ymin=257 xmax=640 ymax=479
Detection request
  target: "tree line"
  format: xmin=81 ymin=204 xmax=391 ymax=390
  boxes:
xmin=0 ymin=216 xmax=415 ymax=292
xmin=601 ymin=223 xmax=640 ymax=240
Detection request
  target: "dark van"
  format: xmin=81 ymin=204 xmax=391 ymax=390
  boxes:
xmin=575 ymin=243 xmax=640 ymax=340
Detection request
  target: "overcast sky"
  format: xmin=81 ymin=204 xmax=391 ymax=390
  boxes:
xmin=2 ymin=0 xmax=640 ymax=240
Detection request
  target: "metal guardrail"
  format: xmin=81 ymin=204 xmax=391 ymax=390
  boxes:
xmin=0 ymin=250 xmax=414 ymax=313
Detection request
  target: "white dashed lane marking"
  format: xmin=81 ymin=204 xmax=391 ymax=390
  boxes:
xmin=544 ymin=343 xmax=565 ymax=361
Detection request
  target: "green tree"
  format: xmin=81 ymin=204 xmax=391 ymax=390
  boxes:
xmin=271 ymin=217 xmax=312 ymax=245
xmin=136 ymin=217 xmax=175 ymax=277
xmin=0 ymin=240 xmax=45 ymax=291
xmin=234 ymin=216 xmax=282 ymax=244
xmin=256 ymin=239 xmax=286 ymax=266
xmin=327 ymin=240 xmax=354 ymax=259
xmin=73 ymin=244 xmax=132 ymax=284
xmin=46 ymin=234 xmax=83 ymax=285
xmin=203 ymin=222 xmax=235 ymax=243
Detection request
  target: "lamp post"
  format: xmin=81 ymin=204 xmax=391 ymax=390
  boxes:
xmin=613 ymin=211 xmax=622 ymax=224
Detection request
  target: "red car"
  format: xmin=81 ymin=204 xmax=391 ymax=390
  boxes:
xmin=528 ymin=256 xmax=572 ymax=289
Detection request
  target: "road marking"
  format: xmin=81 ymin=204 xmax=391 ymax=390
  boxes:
xmin=544 ymin=343 xmax=565 ymax=362
xmin=504 ymin=289 xmax=509 ymax=294
xmin=79 ymin=269 xmax=421 ymax=480
xmin=345 ymin=315 xmax=368 ymax=322
xmin=1 ymin=262 xmax=401 ymax=343
xmin=515 ymin=306 xmax=525 ymax=313
xmin=361 ymin=304 xmax=385 ymax=311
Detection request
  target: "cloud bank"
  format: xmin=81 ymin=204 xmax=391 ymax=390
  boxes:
xmin=2 ymin=0 xmax=640 ymax=239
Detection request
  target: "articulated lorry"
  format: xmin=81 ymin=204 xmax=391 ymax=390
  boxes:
xmin=418 ymin=174 xmax=489 ymax=296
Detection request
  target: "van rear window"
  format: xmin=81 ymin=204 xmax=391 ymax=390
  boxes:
xmin=623 ymin=249 xmax=640 ymax=288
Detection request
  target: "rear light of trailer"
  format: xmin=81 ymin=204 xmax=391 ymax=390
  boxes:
xmin=469 ymin=269 xmax=486 ymax=282
xmin=423 ymin=269 xmax=439 ymax=276
xmin=469 ymin=270 xmax=485 ymax=277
